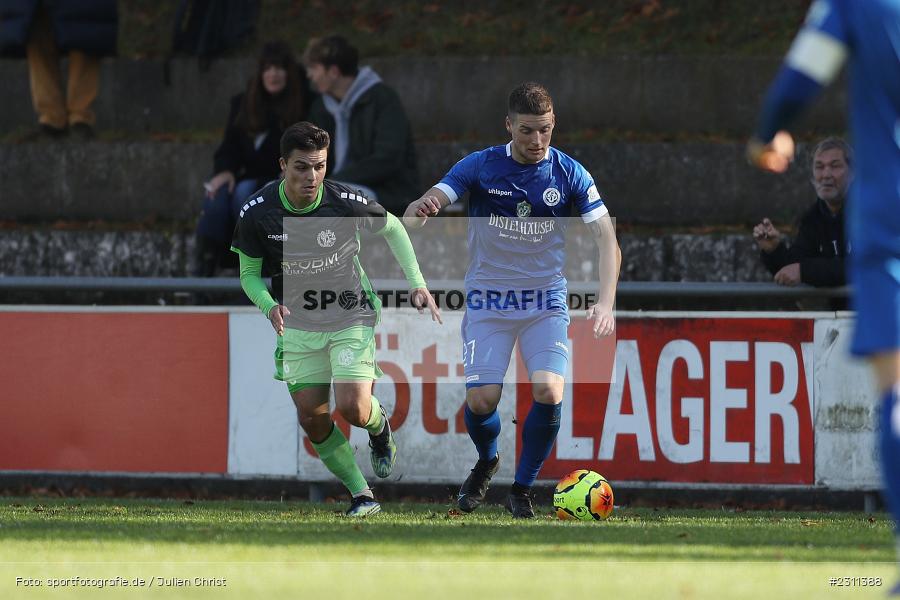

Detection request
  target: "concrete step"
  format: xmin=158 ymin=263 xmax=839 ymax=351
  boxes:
xmin=0 ymin=56 xmax=846 ymax=138
xmin=1 ymin=139 xmax=817 ymax=225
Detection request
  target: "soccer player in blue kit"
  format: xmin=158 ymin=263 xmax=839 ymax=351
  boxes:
xmin=747 ymin=0 xmax=900 ymax=585
xmin=404 ymin=82 xmax=621 ymax=518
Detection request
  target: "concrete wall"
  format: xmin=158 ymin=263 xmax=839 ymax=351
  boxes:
xmin=0 ymin=228 xmax=772 ymax=283
xmin=1 ymin=140 xmax=817 ymax=225
xmin=0 ymin=56 xmax=847 ymax=138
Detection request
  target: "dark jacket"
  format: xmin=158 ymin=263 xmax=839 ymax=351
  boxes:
xmin=213 ymin=93 xmax=286 ymax=183
xmin=213 ymin=73 xmax=314 ymax=181
xmin=0 ymin=0 xmax=117 ymax=58
xmin=307 ymin=82 xmax=419 ymax=216
xmin=761 ymin=198 xmax=849 ymax=287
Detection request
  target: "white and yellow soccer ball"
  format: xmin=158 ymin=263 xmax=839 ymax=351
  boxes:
xmin=553 ymin=469 xmax=614 ymax=521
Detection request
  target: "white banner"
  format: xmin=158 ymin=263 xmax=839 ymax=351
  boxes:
xmin=813 ymin=317 xmax=880 ymax=490
xmin=227 ymin=309 xmax=882 ymax=489
xmin=228 ymin=309 xmax=518 ymax=484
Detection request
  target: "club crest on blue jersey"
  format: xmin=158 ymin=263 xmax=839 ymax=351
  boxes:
xmin=542 ymin=187 xmax=561 ymax=207
xmin=516 ymin=200 xmax=532 ymax=217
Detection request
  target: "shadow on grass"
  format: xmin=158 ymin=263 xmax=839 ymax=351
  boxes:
xmin=0 ymin=498 xmax=893 ymax=562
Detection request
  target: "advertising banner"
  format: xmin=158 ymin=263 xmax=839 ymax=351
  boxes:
xmin=537 ymin=317 xmax=815 ymax=485
xmin=0 ymin=310 xmax=229 ymax=473
xmin=2 ymin=308 xmax=867 ymax=490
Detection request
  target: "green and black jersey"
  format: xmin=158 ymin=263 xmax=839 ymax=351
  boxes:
xmin=232 ymin=179 xmax=416 ymax=332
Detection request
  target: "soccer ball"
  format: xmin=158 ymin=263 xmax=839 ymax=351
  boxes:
xmin=553 ymin=469 xmax=614 ymax=521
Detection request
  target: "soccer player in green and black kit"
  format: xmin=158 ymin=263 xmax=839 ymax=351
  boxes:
xmin=231 ymin=121 xmax=441 ymax=517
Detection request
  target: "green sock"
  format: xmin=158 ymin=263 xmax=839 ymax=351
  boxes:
xmin=310 ymin=424 xmax=368 ymax=496
xmin=364 ymin=395 xmax=384 ymax=435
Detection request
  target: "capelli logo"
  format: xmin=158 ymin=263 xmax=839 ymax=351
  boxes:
xmin=267 ymin=234 xmax=288 ymax=241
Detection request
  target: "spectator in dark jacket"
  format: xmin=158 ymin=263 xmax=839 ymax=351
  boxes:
xmin=0 ymin=0 xmax=117 ymax=139
xmin=753 ymin=137 xmax=852 ymax=287
xmin=195 ymin=40 xmax=312 ymax=276
xmin=302 ymin=35 xmax=419 ymax=216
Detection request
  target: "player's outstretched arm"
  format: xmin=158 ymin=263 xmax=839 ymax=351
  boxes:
xmin=402 ymin=187 xmax=452 ymax=228
xmin=234 ymin=248 xmax=286 ymax=334
xmin=749 ymin=14 xmax=846 ymax=173
xmin=376 ymin=213 xmax=443 ymax=324
xmin=586 ymin=215 xmax=620 ymax=338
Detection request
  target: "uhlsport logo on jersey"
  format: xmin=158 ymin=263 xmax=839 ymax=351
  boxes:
xmin=516 ymin=200 xmax=532 ymax=217
xmin=337 ymin=348 xmax=355 ymax=367
xmin=542 ymin=187 xmax=561 ymax=207
xmin=316 ymin=230 xmax=336 ymax=248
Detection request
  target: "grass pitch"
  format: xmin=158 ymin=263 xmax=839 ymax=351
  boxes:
xmin=0 ymin=497 xmax=895 ymax=599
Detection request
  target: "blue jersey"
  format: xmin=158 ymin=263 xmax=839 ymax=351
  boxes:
xmin=757 ymin=0 xmax=900 ymax=259
xmin=436 ymin=143 xmax=607 ymax=292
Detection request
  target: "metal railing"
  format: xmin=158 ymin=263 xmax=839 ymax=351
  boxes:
xmin=0 ymin=276 xmax=851 ymax=299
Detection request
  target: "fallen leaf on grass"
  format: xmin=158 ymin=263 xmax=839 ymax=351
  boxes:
xmin=800 ymin=519 xmax=821 ymax=526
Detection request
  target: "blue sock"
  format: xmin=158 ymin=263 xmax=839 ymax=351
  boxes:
xmin=514 ymin=401 xmax=561 ymax=488
xmin=464 ymin=405 xmax=500 ymax=461
xmin=879 ymin=386 xmax=900 ymax=533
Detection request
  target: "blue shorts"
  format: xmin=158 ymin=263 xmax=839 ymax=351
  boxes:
xmin=850 ymin=255 xmax=900 ymax=357
xmin=461 ymin=304 xmax=570 ymax=387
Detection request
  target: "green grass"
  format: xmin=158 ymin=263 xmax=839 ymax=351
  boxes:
xmin=0 ymin=497 xmax=895 ymax=599
xmin=120 ymin=0 xmax=810 ymax=59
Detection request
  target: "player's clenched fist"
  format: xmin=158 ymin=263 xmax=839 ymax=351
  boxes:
xmin=403 ymin=195 xmax=442 ymax=228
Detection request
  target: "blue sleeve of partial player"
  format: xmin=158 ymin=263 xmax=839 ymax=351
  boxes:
xmin=754 ymin=67 xmax=824 ymax=143
xmin=436 ymin=151 xmax=481 ymax=204
xmin=755 ymin=0 xmax=849 ymax=142
xmin=805 ymin=0 xmax=850 ymax=44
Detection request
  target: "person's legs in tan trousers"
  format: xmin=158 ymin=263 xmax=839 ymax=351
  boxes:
xmin=66 ymin=50 xmax=99 ymax=128
xmin=25 ymin=5 xmax=66 ymax=131
xmin=25 ymin=5 xmax=100 ymax=134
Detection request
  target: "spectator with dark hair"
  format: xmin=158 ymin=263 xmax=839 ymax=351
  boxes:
xmin=195 ymin=40 xmax=313 ymax=277
xmin=302 ymin=35 xmax=419 ymax=216
xmin=752 ymin=136 xmax=852 ymax=287
xmin=0 ymin=0 xmax=117 ymax=140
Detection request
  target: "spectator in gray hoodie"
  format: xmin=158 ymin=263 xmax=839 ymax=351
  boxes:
xmin=303 ymin=35 xmax=419 ymax=216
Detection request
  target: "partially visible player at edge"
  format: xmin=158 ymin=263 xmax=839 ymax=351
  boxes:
xmin=404 ymin=82 xmax=621 ymax=518
xmin=747 ymin=0 xmax=900 ymax=586
xmin=232 ymin=121 xmax=441 ymax=517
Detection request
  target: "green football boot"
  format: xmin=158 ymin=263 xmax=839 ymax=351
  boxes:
xmin=368 ymin=406 xmax=397 ymax=478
